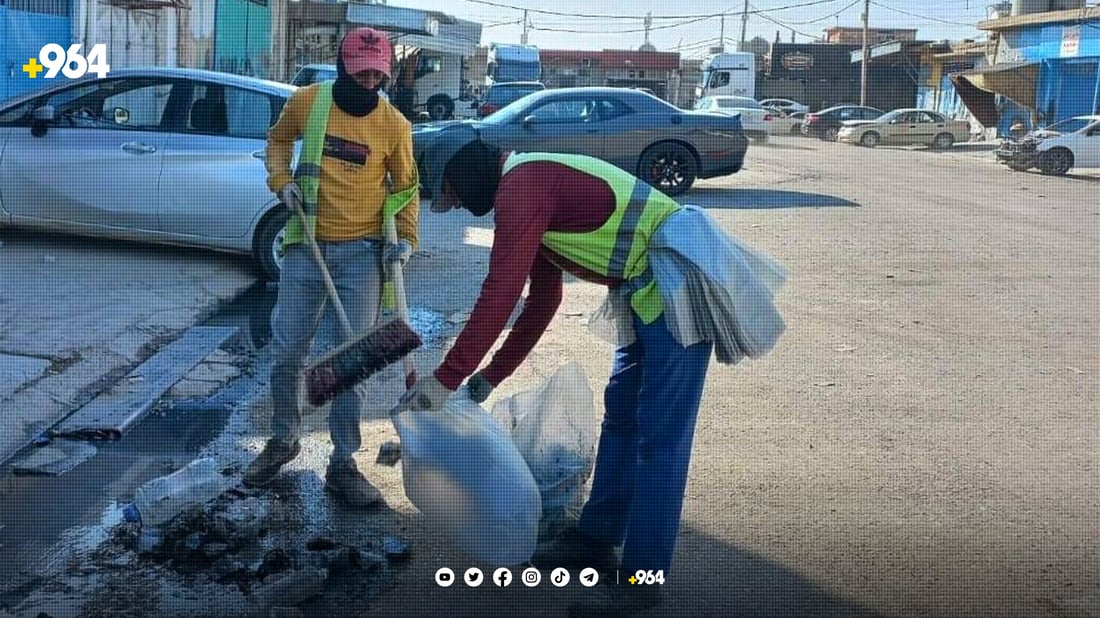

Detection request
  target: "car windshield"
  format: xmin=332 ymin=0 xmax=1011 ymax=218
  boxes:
xmin=876 ymin=110 xmax=904 ymax=123
xmin=1044 ymin=118 xmax=1092 ymax=134
xmin=482 ymin=93 xmax=542 ymax=125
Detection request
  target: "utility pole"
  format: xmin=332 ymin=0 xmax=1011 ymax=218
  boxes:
xmin=739 ymin=0 xmax=749 ymax=52
xmin=644 ymin=12 xmax=653 ymax=48
xmin=521 ymin=9 xmax=529 ymax=45
xmin=719 ymin=16 xmax=726 ymax=52
xmin=860 ymin=0 xmax=870 ymax=106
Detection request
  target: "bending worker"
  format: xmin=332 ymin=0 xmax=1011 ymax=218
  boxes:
xmin=401 ymin=124 xmax=784 ymax=617
xmin=245 ymin=27 xmax=419 ymax=507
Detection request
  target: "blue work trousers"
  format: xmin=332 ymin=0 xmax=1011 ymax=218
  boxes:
xmin=578 ymin=312 xmax=712 ymax=575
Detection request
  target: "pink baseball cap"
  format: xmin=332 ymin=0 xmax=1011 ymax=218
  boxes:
xmin=340 ymin=27 xmax=392 ymax=78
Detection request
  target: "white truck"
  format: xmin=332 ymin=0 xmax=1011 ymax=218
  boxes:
xmin=695 ymin=52 xmax=756 ymax=102
xmin=485 ymin=43 xmax=542 ymax=86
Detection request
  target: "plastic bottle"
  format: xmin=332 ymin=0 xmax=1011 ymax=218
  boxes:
xmin=122 ymin=457 xmax=226 ymax=526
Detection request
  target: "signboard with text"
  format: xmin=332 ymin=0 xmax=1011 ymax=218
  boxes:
xmin=1060 ymin=25 xmax=1080 ymax=58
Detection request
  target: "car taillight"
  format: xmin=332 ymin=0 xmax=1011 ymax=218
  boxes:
xmin=479 ymin=103 xmax=498 ymax=117
xmin=805 ymin=114 xmax=819 ymax=123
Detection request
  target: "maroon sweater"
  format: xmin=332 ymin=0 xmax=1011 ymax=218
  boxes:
xmin=434 ymin=159 xmax=625 ymax=390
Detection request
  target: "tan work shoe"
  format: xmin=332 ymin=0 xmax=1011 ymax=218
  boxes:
xmin=325 ymin=460 xmax=383 ymax=507
xmin=243 ymin=438 xmax=301 ymax=487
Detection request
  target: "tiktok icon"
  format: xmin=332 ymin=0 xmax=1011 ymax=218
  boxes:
xmin=550 ymin=567 xmax=570 ymax=587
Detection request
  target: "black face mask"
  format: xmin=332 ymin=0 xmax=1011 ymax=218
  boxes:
xmin=444 ymin=141 xmax=501 ymax=217
xmin=333 ymin=51 xmax=379 ymax=117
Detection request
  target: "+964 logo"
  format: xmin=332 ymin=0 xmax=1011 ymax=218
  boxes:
xmin=24 ymin=44 xmax=110 ymax=80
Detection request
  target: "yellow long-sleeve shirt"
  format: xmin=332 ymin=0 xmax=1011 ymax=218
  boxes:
xmin=265 ymin=84 xmax=419 ymax=245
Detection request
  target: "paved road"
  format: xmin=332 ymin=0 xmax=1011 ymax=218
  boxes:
xmin=2 ymin=136 xmax=1097 ymax=616
xmin=364 ymin=137 xmax=1099 ymax=617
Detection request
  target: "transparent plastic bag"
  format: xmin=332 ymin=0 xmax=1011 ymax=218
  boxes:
xmin=394 ymin=396 xmax=541 ymax=566
xmin=492 ymin=362 xmax=598 ymax=540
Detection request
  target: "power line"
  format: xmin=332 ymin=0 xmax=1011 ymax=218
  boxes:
xmin=867 ymin=1 xmax=978 ymax=27
xmin=782 ymin=0 xmax=862 ymax=25
xmin=748 ymin=1 xmax=821 ymax=40
xmin=461 ymin=0 xmax=848 ymax=20
xmin=528 ymin=14 xmax=717 ymax=34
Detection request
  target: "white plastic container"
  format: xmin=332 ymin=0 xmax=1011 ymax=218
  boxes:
xmin=123 ymin=457 xmax=226 ymax=526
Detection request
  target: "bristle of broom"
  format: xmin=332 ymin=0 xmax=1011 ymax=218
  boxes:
xmin=305 ymin=319 xmax=422 ymax=406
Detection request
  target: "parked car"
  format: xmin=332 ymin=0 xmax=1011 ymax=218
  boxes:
xmin=995 ymin=115 xmax=1100 ymax=175
xmin=415 ymin=87 xmax=749 ymax=196
xmin=478 ymin=81 xmax=545 ymax=118
xmin=768 ymin=110 xmax=806 ymax=135
xmin=759 ymin=98 xmax=809 ymax=115
xmin=290 ymin=64 xmax=337 ymax=87
xmin=837 ymin=109 xmax=971 ymax=149
xmin=694 ymin=95 xmax=772 ymax=141
xmin=0 ymin=68 xmax=295 ymax=280
xmin=802 ymin=105 xmax=883 ymax=141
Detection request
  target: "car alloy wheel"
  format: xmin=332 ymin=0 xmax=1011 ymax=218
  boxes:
xmin=932 ymin=133 xmax=954 ymax=149
xmin=640 ymin=142 xmax=696 ymax=197
xmin=823 ymin=127 xmax=839 ymax=141
xmin=1040 ymin=148 xmax=1072 ymax=176
xmin=860 ymin=132 xmax=879 ymax=147
xmin=253 ymin=207 xmax=290 ymax=281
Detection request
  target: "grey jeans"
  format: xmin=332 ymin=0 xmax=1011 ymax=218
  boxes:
xmin=270 ymin=239 xmax=383 ymax=465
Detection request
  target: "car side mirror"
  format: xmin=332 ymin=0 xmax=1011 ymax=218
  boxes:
xmin=31 ymin=105 xmax=55 ymax=137
xmin=33 ymin=105 xmax=56 ymax=122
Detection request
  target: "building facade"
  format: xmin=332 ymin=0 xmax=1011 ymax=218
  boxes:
xmin=539 ymin=49 xmax=681 ymax=100
xmin=954 ymin=5 xmax=1100 ymax=134
xmin=824 ymin=27 xmax=917 ymax=45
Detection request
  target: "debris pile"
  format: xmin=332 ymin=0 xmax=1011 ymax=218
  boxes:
xmin=100 ymin=491 xmax=409 ymax=612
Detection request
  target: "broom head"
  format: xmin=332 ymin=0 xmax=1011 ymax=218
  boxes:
xmin=305 ymin=318 xmax=422 ymax=406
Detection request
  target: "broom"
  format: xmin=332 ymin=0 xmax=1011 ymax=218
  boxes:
xmin=285 ymin=194 xmax=422 ymax=407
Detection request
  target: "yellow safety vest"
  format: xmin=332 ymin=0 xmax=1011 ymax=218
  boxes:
xmin=502 ymin=152 xmax=680 ymax=323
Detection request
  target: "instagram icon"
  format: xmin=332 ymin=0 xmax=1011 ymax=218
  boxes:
xmin=521 ymin=567 xmax=541 ymax=587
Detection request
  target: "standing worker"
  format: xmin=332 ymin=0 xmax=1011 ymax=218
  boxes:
xmin=244 ymin=27 xmax=420 ymax=508
xmin=402 ymin=125 xmax=784 ymax=617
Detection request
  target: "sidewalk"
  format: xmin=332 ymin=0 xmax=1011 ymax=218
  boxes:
xmin=0 ymin=230 xmax=257 ymax=464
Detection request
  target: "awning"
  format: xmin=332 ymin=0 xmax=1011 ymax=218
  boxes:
xmin=950 ymin=61 xmax=1039 ymax=128
xmin=952 ymin=62 xmax=1039 ymax=108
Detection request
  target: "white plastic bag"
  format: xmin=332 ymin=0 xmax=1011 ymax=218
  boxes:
xmin=394 ymin=396 xmax=541 ymax=566
xmin=492 ymin=362 xmax=598 ymax=539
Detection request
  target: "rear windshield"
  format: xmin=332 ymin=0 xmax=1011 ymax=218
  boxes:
xmin=487 ymin=85 xmax=543 ymax=105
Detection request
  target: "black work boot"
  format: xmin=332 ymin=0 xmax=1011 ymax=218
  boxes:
xmin=243 ymin=438 xmax=301 ymax=487
xmin=325 ymin=460 xmax=383 ymax=507
xmin=530 ymin=527 xmax=620 ymax=572
xmin=569 ymin=581 xmax=663 ymax=618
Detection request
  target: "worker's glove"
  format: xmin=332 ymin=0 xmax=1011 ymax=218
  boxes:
xmin=398 ymin=373 xmax=453 ymax=412
xmin=383 ymin=239 xmax=413 ymax=267
xmin=278 ymin=182 xmax=304 ymax=211
xmin=466 ymin=371 xmax=494 ymax=404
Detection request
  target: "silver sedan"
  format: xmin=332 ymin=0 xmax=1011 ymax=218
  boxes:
xmin=0 ymin=68 xmax=295 ymax=279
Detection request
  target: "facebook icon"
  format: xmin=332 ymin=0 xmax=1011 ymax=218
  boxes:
xmin=493 ymin=567 xmax=513 ymax=587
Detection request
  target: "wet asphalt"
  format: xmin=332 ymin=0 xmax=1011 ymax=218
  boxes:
xmin=0 ymin=282 xmax=448 ymax=616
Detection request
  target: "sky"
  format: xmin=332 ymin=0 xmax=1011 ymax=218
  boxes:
xmin=400 ymin=0 xmax=996 ymax=57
